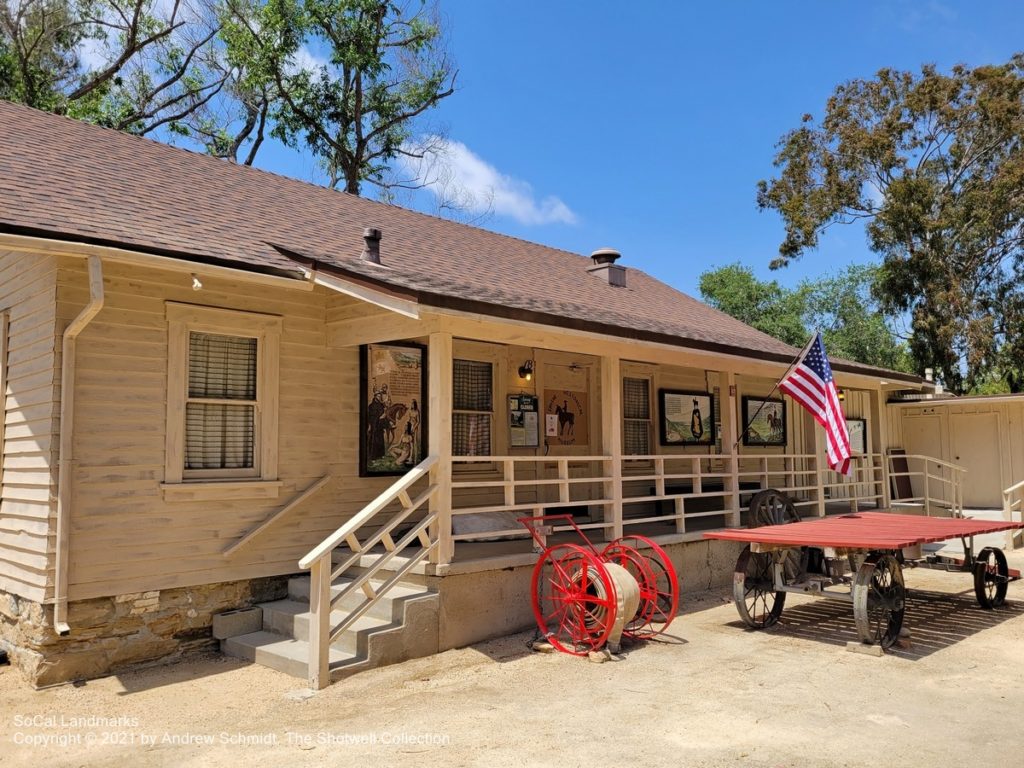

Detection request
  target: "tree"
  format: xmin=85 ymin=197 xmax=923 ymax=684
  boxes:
xmin=221 ymin=0 xmax=456 ymax=194
xmin=698 ymin=264 xmax=808 ymax=348
xmin=1 ymin=0 xmax=228 ymax=135
xmin=802 ymin=265 xmax=913 ymax=373
xmin=757 ymin=56 xmax=1024 ymax=393
xmin=699 ymin=263 xmax=913 ymax=373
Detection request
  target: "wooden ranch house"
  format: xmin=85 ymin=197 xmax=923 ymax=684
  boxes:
xmin=0 ymin=102 xmax=932 ymax=688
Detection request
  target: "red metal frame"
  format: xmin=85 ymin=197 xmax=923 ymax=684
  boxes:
xmin=519 ymin=515 xmax=681 ymax=651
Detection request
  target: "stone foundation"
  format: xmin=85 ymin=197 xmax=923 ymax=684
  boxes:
xmin=0 ymin=577 xmax=288 ymax=688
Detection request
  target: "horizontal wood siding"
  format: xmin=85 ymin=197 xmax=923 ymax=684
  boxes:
xmin=0 ymin=252 xmax=58 ymax=601
xmin=61 ymin=259 xmax=401 ymax=600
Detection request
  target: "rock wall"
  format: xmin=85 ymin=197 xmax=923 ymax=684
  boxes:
xmin=0 ymin=577 xmax=288 ymax=688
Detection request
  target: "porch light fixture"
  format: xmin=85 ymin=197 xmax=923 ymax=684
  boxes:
xmin=518 ymin=360 xmax=534 ymax=381
xmin=837 ymin=388 xmax=845 ymax=401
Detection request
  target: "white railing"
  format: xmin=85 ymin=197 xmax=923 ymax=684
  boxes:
xmin=887 ymin=453 xmax=965 ymax=517
xmin=449 ymin=451 xmax=888 ymax=543
xmin=450 ymin=455 xmax=614 ymax=541
xmin=298 ymin=456 xmax=439 ymax=690
xmin=1003 ymin=479 xmax=1024 ymax=549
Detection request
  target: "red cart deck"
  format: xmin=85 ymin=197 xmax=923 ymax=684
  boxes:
xmin=704 ymin=511 xmax=1024 ymax=551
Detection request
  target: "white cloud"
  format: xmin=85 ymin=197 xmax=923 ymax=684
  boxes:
xmin=77 ymin=37 xmax=109 ymax=71
xmin=286 ymin=46 xmax=329 ymax=76
xmin=399 ymin=136 xmax=577 ymax=226
xmin=863 ymin=180 xmax=886 ymax=209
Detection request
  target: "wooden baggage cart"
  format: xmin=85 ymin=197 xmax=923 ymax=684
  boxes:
xmin=705 ymin=511 xmax=1024 ymax=648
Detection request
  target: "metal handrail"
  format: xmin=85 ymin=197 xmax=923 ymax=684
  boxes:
xmin=301 ymin=455 xmax=439 ymax=689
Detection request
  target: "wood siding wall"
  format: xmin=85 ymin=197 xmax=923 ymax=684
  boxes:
xmin=0 ymin=252 xmax=59 ymax=602
xmin=59 ymin=258 xmax=402 ymax=601
xmin=888 ymin=399 xmax=1024 ymax=506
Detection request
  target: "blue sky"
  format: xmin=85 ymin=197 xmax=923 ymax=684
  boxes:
xmin=255 ymin=1 xmax=1023 ymax=298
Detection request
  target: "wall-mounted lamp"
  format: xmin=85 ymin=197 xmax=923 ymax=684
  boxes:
xmin=191 ymin=273 xmax=203 ymax=291
xmin=518 ymin=360 xmax=534 ymax=381
xmin=837 ymin=388 xmax=845 ymax=401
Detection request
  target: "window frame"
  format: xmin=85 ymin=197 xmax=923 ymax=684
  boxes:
xmin=452 ymin=357 xmax=495 ymax=458
xmin=164 ymin=303 xmax=281 ymax=486
xmin=622 ymin=374 xmax=654 ymax=457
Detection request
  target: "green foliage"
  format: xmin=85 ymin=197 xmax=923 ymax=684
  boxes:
xmin=758 ymin=55 xmax=1024 ymax=393
xmin=698 ymin=264 xmax=809 ymax=348
xmin=1 ymin=0 xmax=229 ymax=136
xmin=700 ymin=263 xmax=913 ymax=373
xmin=221 ymin=0 xmax=455 ymax=193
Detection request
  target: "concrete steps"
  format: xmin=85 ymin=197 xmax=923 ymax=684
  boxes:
xmin=221 ymin=574 xmax=439 ymax=683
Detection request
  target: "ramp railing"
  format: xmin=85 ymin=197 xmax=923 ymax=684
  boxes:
xmin=1003 ymin=479 xmax=1024 ymax=549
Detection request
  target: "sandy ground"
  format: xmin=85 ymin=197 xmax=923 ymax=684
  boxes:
xmin=3 ymin=554 xmax=1024 ymax=768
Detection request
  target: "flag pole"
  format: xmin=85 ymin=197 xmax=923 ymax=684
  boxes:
xmin=730 ymin=332 xmax=818 ymax=452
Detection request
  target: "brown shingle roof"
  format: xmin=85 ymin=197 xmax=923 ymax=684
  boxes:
xmin=0 ymin=101 xmax=920 ymax=381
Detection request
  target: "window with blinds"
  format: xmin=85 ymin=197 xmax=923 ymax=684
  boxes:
xmin=453 ymin=359 xmax=492 ymax=456
xmin=623 ymin=377 xmax=651 ymax=455
xmin=164 ymin=303 xmax=281 ymax=488
xmin=185 ymin=333 xmax=258 ymax=472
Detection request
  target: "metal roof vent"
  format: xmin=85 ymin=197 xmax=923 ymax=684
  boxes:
xmin=587 ymin=247 xmax=626 ymax=287
xmin=361 ymin=227 xmax=382 ymax=264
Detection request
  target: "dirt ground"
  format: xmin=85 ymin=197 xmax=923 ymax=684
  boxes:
xmin=3 ymin=553 xmax=1024 ymax=768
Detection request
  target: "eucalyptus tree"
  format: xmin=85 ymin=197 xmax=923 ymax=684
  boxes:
xmin=757 ymin=56 xmax=1024 ymax=392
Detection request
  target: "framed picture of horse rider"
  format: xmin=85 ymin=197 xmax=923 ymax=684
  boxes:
xmin=741 ymin=396 xmax=787 ymax=447
xmin=659 ymin=389 xmax=715 ymax=446
xmin=360 ymin=342 xmax=428 ymax=477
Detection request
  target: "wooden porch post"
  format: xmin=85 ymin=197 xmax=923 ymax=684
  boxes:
xmin=307 ymin=557 xmax=331 ymax=690
xmin=724 ymin=371 xmax=741 ymax=527
xmin=428 ymin=332 xmax=454 ymax=564
xmin=873 ymin=388 xmax=892 ymax=509
xmin=600 ymin=354 xmax=623 ymax=540
xmin=814 ymin=419 xmax=827 ymax=517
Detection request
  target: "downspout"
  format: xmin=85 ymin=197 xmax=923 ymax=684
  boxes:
xmin=53 ymin=256 xmax=104 ymax=634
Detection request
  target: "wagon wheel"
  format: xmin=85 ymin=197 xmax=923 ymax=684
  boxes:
xmin=747 ymin=488 xmax=800 ymax=527
xmin=733 ymin=544 xmax=786 ymax=629
xmin=974 ymin=546 xmax=1009 ymax=609
xmin=531 ymin=543 xmax=617 ymax=655
xmin=852 ymin=553 xmax=905 ymax=648
xmin=747 ymin=489 xmax=808 ymax=582
xmin=602 ymin=535 xmax=679 ymax=638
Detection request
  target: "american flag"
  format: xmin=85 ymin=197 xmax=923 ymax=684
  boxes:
xmin=779 ymin=333 xmax=852 ymax=476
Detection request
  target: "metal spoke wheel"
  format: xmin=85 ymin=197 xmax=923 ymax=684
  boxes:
xmin=733 ymin=544 xmax=786 ymax=629
xmin=530 ymin=543 xmax=617 ymax=656
xmin=853 ymin=553 xmax=905 ymax=648
xmin=602 ymin=535 xmax=680 ymax=638
xmin=746 ymin=489 xmax=807 ymax=581
xmin=974 ymin=546 xmax=1009 ymax=609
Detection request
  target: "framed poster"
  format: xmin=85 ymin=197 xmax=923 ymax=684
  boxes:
xmin=846 ymin=418 xmax=867 ymax=454
xmin=509 ymin=394 xmax=540 ymax=447
xmin=360 ymin=342 xmax=428 ymax=476
xmin=544 ymin=389 xmax=588 ymax=447
xmin=742 ymin=396 xmax=787 ymax=447
xmin=659 ymin=389 xmax=716 ymax=446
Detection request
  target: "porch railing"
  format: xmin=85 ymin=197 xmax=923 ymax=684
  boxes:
xmin=887 ymin=453 xmax=965 ymax=517
xmin=298 ymin=455 xmax=439 ymax=689
xmin=1003 ymin=479 xmax=1024 ymax=549
xmin=449 ymin=451 xmax=889 ymax=546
